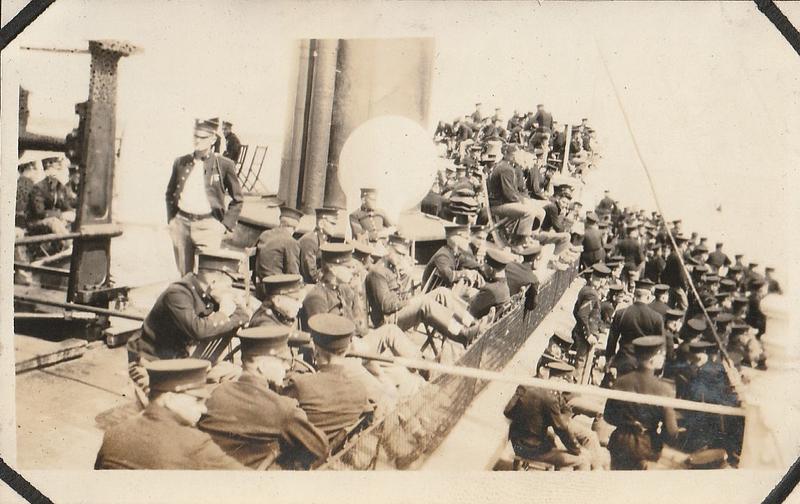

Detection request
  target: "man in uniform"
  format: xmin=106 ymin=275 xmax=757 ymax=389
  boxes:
xmin=468 ymin=248 xmax=513 ymax=320
xmin=596 ymin=190 xmax=616 ymax=218
xmin=572 ymin=263 xmax=611 ymax=377
xmin=284 ymin=314 xmax=375 ymax=441
xmin=249 ymin=274 xmax=306 ymax=330
xmin=648 ymin=284 xmax=671 ymax=318
xmin=422 ymin=224 xmax=484 ymax=289
xmin=536 ymin=328 xmax=574 ymax=373
xmin=197 ymin=326 xmax=329 ymax=469
xmin=255 ymin=206 xmax=303 ymax=298
xmin=606 ymin=287 xmax=664 ymax=378
xmin=28 ymin=156 xmax=74 ymax=238
xmin=220 ymin=121 xmax=242 ymax=162
xmin=127 ymin=249 xmax=250 ymax=397
xmin=165 ymin=118 xmax=244 ymax=275
xmin=486 ymin=151 xmax=542 ymax=252
xmin=580 ymin=212 xmax=605 ymax=269
xmin=95 ymin=359 xmax=246 ymax=470
xmin=298 ymin=207 xmax=338 ymax=284
xmin=614 ymin=224 xmax=645 ymax=276
xmin=470 ymin=102 xmax=483 ymax=124
xmin=349 ymin=188 xmax=395 ymax=243
xmin=706 ymin=242 xmax=731 ymax=273
xmin=506 ymin=243 xmax=542 ymax=310
xmin=15 ymin=161 xmax=39 ymax=229
xmin=532 ymin=103 xmax=554 ymax=132
xmin=662 ymin=234 xmax=690 ymax=309
xmin=536 ymin=184 xmax=572 ymax=256
xmin=366 ymin=237 xmax=483 ymax=348
xmin=764 ymin=267 xmax=782 ymax=294
xmin=662 ymin=308 xmax=684 ymax=363
xmin=603 ymin=336 xmax=680 ymax=470
xmin=504 ymin=361 xmax=590 ymax=470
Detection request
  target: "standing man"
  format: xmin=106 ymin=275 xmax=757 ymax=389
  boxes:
xmin=470 ymin=102 xmax=483 ymax=124
xmin=255 ymin=206 xmax=303 ymax=298
xmin=197 ymin=326 xmax=329 ymax=469
xmin=220 ymin=121 xmax=242 ymax=162
xmin=166 ymin=118 xmax=244 ymax=276
xmin=580 ymin=212 xmax=605 ymax=269
xmin=298 ymin=207 xmax=338 ymax=284
xmin=603 ymin=336 xmax=680 ymax=470
xmin=349 ymin=188 xmax=395 ymax=243
xmin=532 ymin=103 xmax=554 ymax=131
xmin=95 ymin=359 xmax=246 ymax=470
xmin=764 ymin=267 xmax=782 ymax=295
xmin=605 ymin=287 xmax=665 ymax=378
xmin=572 ymin=264 xmax=610 ymax=377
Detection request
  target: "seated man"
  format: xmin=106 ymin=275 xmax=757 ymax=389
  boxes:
xmin=603 ymin=336 xmax=680 ymax=470
xmin=95 ymin=359 xmax=246 ymax=470
xmin=15 ymin=160 xmax=39 ymax=230
xmin=504 ymin=361 xmax=591 ymax=470
xmin=421 ymin=225 xmax=484 ymax=289
xmin=486 ymin=146 xmax=543 ymax=252
xmin=27 ymin=156 xmax=75 ymax=245
xmin=254 ymin=206 xmax=303 ymax=298
xmin=127 ymin=249 xmax=251 ymax=400
xmin=534 ymin=184 xmax=572 ymax=256
xmin=198 ymin=326 xmax=329 ymax=469
xmin=298 ymin=207 xmax=339 ymax=284
xmin=366 ymin=235 xmax=484 ymax=347
xmin=536 ymin=327 xmax=574 ymax=373
xmin=468 ymin=248 xmax=513 ymax=320
xmin=506 ymin=242 xmax=542 ymax=310
xmin=284 ymin=314 xmax=376 ymax=441
xmin=349 ymin=187 xmax=395 ymax=243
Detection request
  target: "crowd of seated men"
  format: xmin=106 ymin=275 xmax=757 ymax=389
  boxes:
xmin=505 ymin=192 xmax=778 ymax=471
xmin=14 ymin=155 xmax=80 ymax=265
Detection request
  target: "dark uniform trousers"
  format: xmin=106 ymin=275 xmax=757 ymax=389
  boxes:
xmin=95 ymin=404 xmax=246 ymax=470
xmin=198 ymin=372 xmax=329 ymax=469
xmin=603 ymin=369 xmax=678 ymax=470
xmin=283 ymin=364 xmax=373 ymax=441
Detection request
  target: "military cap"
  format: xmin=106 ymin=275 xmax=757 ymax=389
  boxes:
xmin=546 ymin=361 xmax=575 ymax=375
xmin=475 ymin=102 xmax=482 ymax=106
xmin=369 ymin=243 xmax=387 ymax=259
xmin=263 ymin=273 xmax=303 ymax=296
xmin=654 ymin=284 xmax=670 ymax=293
xmin=238 ymin=325 xmax=290 ymax=358
xmin=732 ymin=295 xmax=748 ymax=306
xmin=665 ymin=308 xmax=685 ymax=320
xmin=320 ymin=243 xmax=353 ymax=264
xmin=692 ymin=264 xmax=710 ymax=275
xmin=327 ymin=232 xmax=346 ymax=243
xmin=352 ymin=241 xmax=373 ymax=260
xmin=765 ymin=267 xmax=775 ymax=273
xmin=519 ymin=242 xmax=542 ymax=259
xmin=585 ymin=212 xmax=599 ymax=223
xmin=748 ymin=262 xmax=758 ymax=268
xmin=485 ymin=248 xmax=513 ymax=269
xmin=715 ymin=242 xmax=724 ymax=248
xmin=41 ymin=156 xmax=62 ymax=169
xmin=360 ymin=187 xmax=377 ymax=196
xmin=632 ymin=336 xmax=665 ymax=357
xmin=685 ymin=318 xmax=707 ymax=334
xmin=728 ymin=264 xmax=743 ymax=273
xmin=729 ymin=322 xmax=750 ymax=335
xmin=314 ymin=207 xmax=339 ymax=219
xmin=222 ymin=120 xmax=233 ymax=127
xmin=18 ymin=161 xmax=37 ymax=173
xmin=715 ymin=312 xmax=735 ymax=324
xmin=198 ymin=248 xmax=244 ymax=279
xmin=194 ymin=117 xmax=220 ymax=134
xmin=309 ymin=313 xmax=354 ymax=352
xmin=388 ymin=235 xmax=411 ymax=255
xmin=703 ymin=274 xmax=720 ymax=284
xmin=635 ymin=279 xmax=655 ymax=290
xmin=690 ymin=232 xmax=699 ymax=239
xmin=445 ymin=224 xmax=470 ymax=239
xmin=750 ymin=277 xmax=766 ymax=288
xmin=691 ymin=245 xmax=709 ymax=255
xmin=719 ymin=278 xmax=737 ymax=292
xmin=608 ymin=283 xmax=625 ymax=292
xmin=672 ymin=219 xmax=682 ymax=225
xmin=145 ymin=358 xmax=210 ymax=397
xmin=734 ymin=253 xmax=744 ymax=259
xmin=673 ymin=234 xmax=689 ymax=244
xmin=552 ymin=327 xmax=574 ymax=346
xmin=592 ymin=263 xmax=612 ymax=277
xmin=279 ymin=206 xmax=304 ymax=224
xmin=705 ymin=306 xmax=721 ymax=317
xmin=689 ymin=340 xmax=716 ymax=353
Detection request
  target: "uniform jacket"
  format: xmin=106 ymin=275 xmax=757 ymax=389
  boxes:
xmin=29 ymin=176 xmax=72 ymax=221
xmin=615 ymin=237 xmax=645 ymax=270
xmin=581 ymin=225 xmax=605 ymax=266
xmin=198 ymin=372 xmax=329 ymax=469
xmin=572 ymin=285 xmax=601 ymax=342
xmin=603 ymin=369 xmax=678 ymax=447
xmin=644 ymin=256 xmax=666 ymax=284
xmin=532 ymin=110 xmax=554 ymax=131
xmin=94 ymin=404 xmax=246 ymax=470
xmin=298 ymin=230 xmax=322 ymax=284
xmin=255 ymin=228 xmax=300 ymax=280
xmin=223 ymin=132 xmax=242 ymax=162
xmin=503 ymin=385 xmax=579 ymax=454
xmin=526 ymin=166 xmax=549 ymax=200
xmin=130 ymin=274 xmax=249 ymax=360
xmin=706 ymin=250 xmax=731 ymax=271
xmin=301 ymin=281 xmax=366 ymax=336
xmin=487 ymin=161 xmax=524 ymax=206
xmin=648 ymin=299 xmax=670 ymax=318
xmin=349 ymin=207 xmax=392 ymax=241
xmin=365 ymin=263 xmax=405 ymax=327
xmin=15 ymin=176 xmax=35 ymax=227
xmin=662 ymin=251 xmax=688 ymax=290
xmin=284 ymin=363 xmax=372 ymax=440
xmin=165 ymin=153 xmax=243 ymax=230
xmin=541 ymin=200 xmax=567 ymax=233
xmin=422 ymin=245 xmax=461 ymax=287
xmin=468 ymin=279 xmax=511 ymax=319
xmin=506 ymin=261 xmax=537 ymax=296
xmin=606 ymin=302 xmax=664 ymax=359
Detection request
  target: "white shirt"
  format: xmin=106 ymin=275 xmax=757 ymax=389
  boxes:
xmin=177 ymin=158 xmax=212 ymax=215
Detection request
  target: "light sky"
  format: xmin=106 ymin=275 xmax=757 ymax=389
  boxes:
xmin=8 ymin=0 xmax=800 ymax=285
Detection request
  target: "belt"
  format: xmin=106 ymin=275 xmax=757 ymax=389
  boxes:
xmin=177 ymin=209 xmax=213 ymax=221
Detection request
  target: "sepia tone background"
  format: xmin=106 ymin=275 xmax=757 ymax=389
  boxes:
xmin=2 ymin=1 xmax=799 ymax=502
